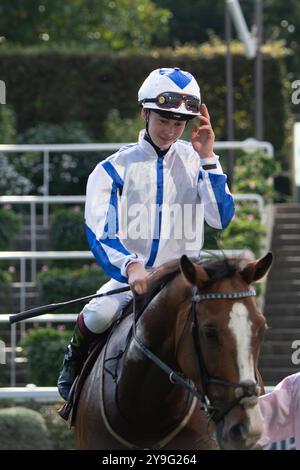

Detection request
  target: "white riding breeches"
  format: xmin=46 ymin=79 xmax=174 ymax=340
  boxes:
xmin=81 ymin=279 xmax=133 ymax=334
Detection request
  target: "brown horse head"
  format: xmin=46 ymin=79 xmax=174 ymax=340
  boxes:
xmin=179 ymin=252 xmax=273 ymax=450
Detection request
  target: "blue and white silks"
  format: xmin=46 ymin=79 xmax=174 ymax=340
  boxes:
xmin=85 ymin=133 xmax=234 ymax=283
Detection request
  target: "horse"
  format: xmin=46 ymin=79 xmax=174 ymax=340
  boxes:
xmin=75 ymin=252 xmax=273 ymax=450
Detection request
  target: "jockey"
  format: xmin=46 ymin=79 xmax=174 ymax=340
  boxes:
xmin=57 ymin=67 xmax=235 ymax=401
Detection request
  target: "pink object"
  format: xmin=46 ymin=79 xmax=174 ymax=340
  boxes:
xmin=258 ymin=373 xmax=300 ymax=449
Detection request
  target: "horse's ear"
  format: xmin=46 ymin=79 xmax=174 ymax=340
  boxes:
xmin=180 ymin=255 xmax=209 ymax=286
xmin=240 ymin=252 xmax=273 ymax=284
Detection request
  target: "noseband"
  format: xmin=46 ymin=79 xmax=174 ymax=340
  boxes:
xmin=133 ymin=286 xmax=259 ymax=424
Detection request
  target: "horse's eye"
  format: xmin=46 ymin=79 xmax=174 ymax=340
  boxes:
xmin=203 ymin=327 xmax=219 ymax=343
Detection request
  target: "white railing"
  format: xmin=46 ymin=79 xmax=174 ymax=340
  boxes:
xmin=0 ymin=143 xmax=116 ymax=228
xmin=214 ymin=138 xmax=274 ymax=158
xmin=0 ymin=139 xmax=273 ymax=226
xmin=0 ymin=314 xmax=77 ymax=323
xmin=0 ymin=249 xmax=254 ymax=312
xmin=0 ymin=385 xmax=62 ymax=402
xmin=0 ymin=384 xmax=275 ymax=402
xmin=0 ymin=251 xmax=92 ymax=386
xmin=0 ymin=250 xmax=93 ymax=298
xmin=233 ymin=193 xmax=264 ymax=215
xmin=0 ymin=195 xmax=86 ymax=282
xmin=0 ymin=193 xmax=264 ymax=285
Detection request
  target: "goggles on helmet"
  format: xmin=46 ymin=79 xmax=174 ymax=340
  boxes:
xmin=141 ymin=92 xmax=200 ymax=114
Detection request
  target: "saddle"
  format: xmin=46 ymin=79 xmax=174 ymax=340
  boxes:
xmin=57 ymin=294 xmax=151 ymax=426
xmin=57 ymin=334 xmax=107 ymax=427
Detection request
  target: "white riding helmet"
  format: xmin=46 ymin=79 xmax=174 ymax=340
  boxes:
xmin=138 ymin=67 xmax=201 ymax=118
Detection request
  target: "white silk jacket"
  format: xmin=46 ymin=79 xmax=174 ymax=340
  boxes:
xmin=85 ymin=132 xmax=235 ymax=283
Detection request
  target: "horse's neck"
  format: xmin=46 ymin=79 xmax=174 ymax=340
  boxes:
xmin=117 ymin=276 xmax=190 ymax=419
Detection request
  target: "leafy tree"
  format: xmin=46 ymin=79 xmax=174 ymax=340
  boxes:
xmin=153 ymin=0 xmax=300 ymax=83
xmin=0 ymin=0 xmax=171 ymax=50
xmin=154 ymin=0 xmax=226 ymax=46
xmin=0 ymin=106 xmax=16 ymax=143
xmin=102 ymin=109 xmax=143 ymax=143
xmin=262 ymin=0 xmax=300 ymax=79
xmin=154 ymin=0 xmax=300 ymax=48
xmin=263 ymin=0 xmax=300 ymax=46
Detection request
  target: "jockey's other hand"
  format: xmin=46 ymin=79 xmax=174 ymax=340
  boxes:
xmin=127 ymin=263 xmax=149 ymax=295
xmin=190 ymin=103 xmax=215 ymax=158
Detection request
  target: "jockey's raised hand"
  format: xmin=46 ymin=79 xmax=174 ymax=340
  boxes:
xmin=190 ymin=103 xmax=215 ymax=158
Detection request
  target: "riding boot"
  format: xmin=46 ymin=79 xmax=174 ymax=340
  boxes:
xmin=57 ymin=321 xmax=92 ymax=401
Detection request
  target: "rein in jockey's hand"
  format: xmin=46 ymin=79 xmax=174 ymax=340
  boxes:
xmin=127 ymin=262 xmax=149 ymax=295
xmin=190 ymin=103 xmax=215 ymax=159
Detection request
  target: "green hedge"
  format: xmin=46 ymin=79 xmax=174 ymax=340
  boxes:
xmin=232 ymin=152 xmax=282 ymax=202
xmin=220 ymin=151 xmax=280 ymax=255
xmin=0 ymin=407 xmax=52 ymax=449
xmin=39 ymin=404 xmax=75 ymax=450
xmin=0 ymin=105 xmax=16 ymax=143
xmin=49 ymin=208 xmax=86 ymax=250
xmin=0 ymin=403 xmax=74 ymax=449
xmin=0 ymin=47 xmax=289 ymax=157
xmin=37 ymin=266 xmax=108 ymax=309
xmin=0 ymin=208 xmax=20 ymax=311
xmin=204 ymin=151 xmax=279 ymax=256
xmin=203 ymin=204 xmax=265 ymax=256
xmin=0 ymin=208 xmax=22 ymax=250
xmin=0 ymin=270 xmax=12 ymax=313
xmin=221 ymin=206 xmax=266 ymax=256
xmin=0 ymin=269 xmax=12 ymax=286
xmin=15 ymin=122 xmax=103 ymax=196
xmin=21 ymin=328 xmax=71 ymax=386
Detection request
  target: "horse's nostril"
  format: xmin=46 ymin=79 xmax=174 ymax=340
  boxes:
xmin=230 ymin=423 xmax=245 ymax=441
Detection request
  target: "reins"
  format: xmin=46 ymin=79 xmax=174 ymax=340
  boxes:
xmin=132 ymin=285 xmax=259 ymax=423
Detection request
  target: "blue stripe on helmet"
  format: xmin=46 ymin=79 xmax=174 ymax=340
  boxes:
xmin=159 ymin=68 xmax=192 ymax=90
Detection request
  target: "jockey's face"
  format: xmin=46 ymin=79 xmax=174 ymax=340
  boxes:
xmin=147 ymin=110 xmax=187 ymax=149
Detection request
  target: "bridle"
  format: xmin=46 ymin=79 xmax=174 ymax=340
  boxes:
xmin=132 ymin=286 xmax=259 ymax=424
xmin=190 ymin=287 xmax=259 ymax=423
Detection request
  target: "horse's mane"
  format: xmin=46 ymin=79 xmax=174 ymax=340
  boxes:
xmin=148 ymin=256 xmax=240 ymax=293
xmin=132 ymin=257 xmax=241 ymax=318
xmin=200 ymin=258 xmax=240 ymax=288
xmin=147 ymin=258 xmax=181 ymax=288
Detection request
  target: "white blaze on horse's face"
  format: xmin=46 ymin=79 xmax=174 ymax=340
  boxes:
xmin=228 ymin=302 xmax=263 ymax=442
xmin=228 ymin=302 xmax=254 ymax=382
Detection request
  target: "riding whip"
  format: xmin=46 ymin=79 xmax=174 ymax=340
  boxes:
xmin=9 ymin=286 xmax=131 ymax=324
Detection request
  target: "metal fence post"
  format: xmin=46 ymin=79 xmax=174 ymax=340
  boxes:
xmin=30 ymin=201 xmax=37 ymax=282
xmin=20 ymin=257 xmax=26 ymax=339
xmin=43 ymin=150 xmax=50 ymax=228
xmin=10 ymin=323 xmax=16 ymax=386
